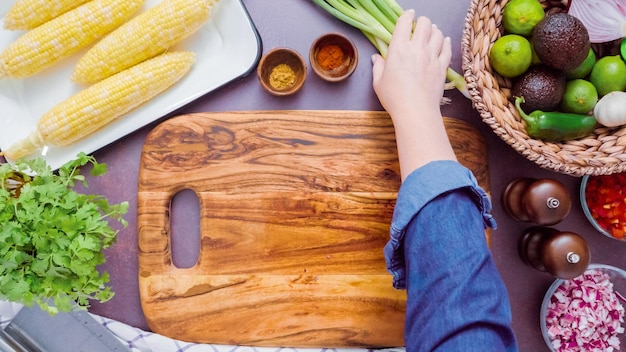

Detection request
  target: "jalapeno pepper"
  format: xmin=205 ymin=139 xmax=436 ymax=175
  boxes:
xmin=514 ymin=96 xmax=597 ymax=142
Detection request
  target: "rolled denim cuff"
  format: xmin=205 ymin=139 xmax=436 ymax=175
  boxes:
xmin=384 ymin=160 xmax=496 ymax=289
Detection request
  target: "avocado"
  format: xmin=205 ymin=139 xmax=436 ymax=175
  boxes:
xmin=512 ymin=65 xmax=566 ymax=112
xmin=532 ymin=13 xmax=590 ymax=71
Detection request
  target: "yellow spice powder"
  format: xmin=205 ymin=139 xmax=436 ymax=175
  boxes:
xmin=269 ymin=63 xmax=296 ymax=90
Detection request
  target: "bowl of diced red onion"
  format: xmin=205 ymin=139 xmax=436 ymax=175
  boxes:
xmin=580 ymin=173 xmax=626 ymax=242
xmin=541 ymin=264 xmax=626 ymax=351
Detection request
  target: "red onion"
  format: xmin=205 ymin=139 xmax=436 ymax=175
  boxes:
xmin=546 ymin=269 xmax=625 ymax=351
xmin=567 ymin=0 xmax=626 ymax=43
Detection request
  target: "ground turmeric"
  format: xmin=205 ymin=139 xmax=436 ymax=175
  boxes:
xmin=317 ymin=44 xmax=344 ymax=70
xmin=269 ymin=63 xmax=296 ymax=90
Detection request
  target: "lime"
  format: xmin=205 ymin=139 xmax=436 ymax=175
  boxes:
xmin=489 ymin=34 xmax=533 ymax=78
xmin=531 ymin=43 xmax=541 ymax=65
xmin=565 ymin=48 xmax=596 ymax=80
xmin=502 ymin=0 xmax=545 ymax=36
xmin=561 ymin=79 xmax=598 ymax=114
xmin=590 ymin=55 xmax=626 ymax=96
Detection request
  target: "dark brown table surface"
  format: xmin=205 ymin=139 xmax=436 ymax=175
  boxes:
xmin=26 ymin=1 xmax=624 ymax=350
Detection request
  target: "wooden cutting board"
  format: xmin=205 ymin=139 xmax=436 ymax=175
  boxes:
xmin=137 ymin=110 xmax=490 ymax=348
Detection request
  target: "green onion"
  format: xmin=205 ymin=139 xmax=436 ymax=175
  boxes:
xmin=312 ymin=0 xmax=470 ymax=100
xmin=446 ymin=67 xmax=470 ymax=99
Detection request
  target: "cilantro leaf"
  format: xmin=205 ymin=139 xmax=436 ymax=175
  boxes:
xmin=0 ymin=153 xmax=128 ymax=315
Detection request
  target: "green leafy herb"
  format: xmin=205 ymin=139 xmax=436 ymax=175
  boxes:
xmin=0 ymin=153 xmax=128 ymax=315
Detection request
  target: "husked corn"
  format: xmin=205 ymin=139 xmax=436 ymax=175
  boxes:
xmin=3 ymin=0 xmax=92 ymax=30
xmin=72 ymin=0 xmax=217 ymax=84
xmin=4 ymin=52 xmax=196 ymax=160
xmin=0 ymin=0 xmax=145 ymax=79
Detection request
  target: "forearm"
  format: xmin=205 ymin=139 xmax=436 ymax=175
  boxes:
xmin=390 ymin=106 xmax=456 ymax=181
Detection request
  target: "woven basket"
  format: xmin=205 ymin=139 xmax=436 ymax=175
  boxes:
xmin=461 ymin=0 xmax=626 ymax=177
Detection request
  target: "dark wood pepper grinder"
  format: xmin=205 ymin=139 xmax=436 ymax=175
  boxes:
xmin=502 ymin=177 xmax=571 ymax=225
xmin=518 ymin=226 xmax=590 ymax=279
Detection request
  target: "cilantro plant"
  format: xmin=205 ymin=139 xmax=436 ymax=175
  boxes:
xmin=0 ymin=153 xmax=128 ymax=315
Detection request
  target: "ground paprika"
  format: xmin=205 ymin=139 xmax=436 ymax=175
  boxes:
xmin=316 ymin=44 xmax=344 ymax=70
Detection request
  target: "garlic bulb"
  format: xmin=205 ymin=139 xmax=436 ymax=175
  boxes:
xmin=594 ymin=91 xmax=626 ymax=127
xmin=567 ymin=0 xmax=626 ymax=43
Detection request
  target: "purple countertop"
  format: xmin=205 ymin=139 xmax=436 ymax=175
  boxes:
xmin=68 ymin=1 xmax=625 ymax=351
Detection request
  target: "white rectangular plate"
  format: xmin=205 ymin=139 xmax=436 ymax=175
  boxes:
xmin=0 ymin=0 xmax=261 ymax=169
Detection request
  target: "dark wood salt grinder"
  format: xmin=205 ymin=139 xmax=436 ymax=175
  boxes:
xmin=518 ymin=227 xmax=590 ymax=279
xmin=501 ymin=177 xmax=571 ymax=225
xmin=503 ymin=178 xmax=589 ymax=279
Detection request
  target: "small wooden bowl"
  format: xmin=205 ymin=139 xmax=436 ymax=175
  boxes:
xmin=257 ymin=47 xmax=306 ymax=96
xmin=309 ymin=33 xmax=358 ymax=82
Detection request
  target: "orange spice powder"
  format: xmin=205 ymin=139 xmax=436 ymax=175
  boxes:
xmin=317 ymin=44 xmax=344 ymax=70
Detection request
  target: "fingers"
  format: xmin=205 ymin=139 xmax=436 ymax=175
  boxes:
xmin=388 ymin=9 xmax=415 ymax=49
xmin=390 ymin=12 xmax=447 ymax=59
xmin=410 ymin=16 xmax=433 ymax=46
xmin=377 ymin=12 xmax=451 ymax=75
xmin=411 ymin=16 xmax=449 ymax=65
xmin=440 ymin=36 xmax=452 ymax=67
xmin=428 ymin=24 xmax=444 ymax=55
xmin=371 ymin=53 xmax=385 ymax=87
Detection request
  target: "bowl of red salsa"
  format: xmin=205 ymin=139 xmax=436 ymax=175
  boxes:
xmin=580 ymin=173 xmax=626 ymax=241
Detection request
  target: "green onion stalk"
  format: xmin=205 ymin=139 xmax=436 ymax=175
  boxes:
xmin=311 ymin=0 xmax=470 ymax=102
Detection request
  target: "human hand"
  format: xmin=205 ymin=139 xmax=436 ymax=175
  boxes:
xmin=372 ymin=11 xmax=456 ymax=179
xmin=371 ymin=11 xmax=451 ymax=120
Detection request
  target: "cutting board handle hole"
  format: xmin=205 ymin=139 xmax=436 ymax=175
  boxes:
xmin=170 ymin=188 xmax=201 ymax=269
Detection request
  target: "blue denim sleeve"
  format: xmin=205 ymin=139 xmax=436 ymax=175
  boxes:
xmin=384 ymin=160 xmax=496 ymax=288
xmin=384 ymin=160 xmax=518 ymax=351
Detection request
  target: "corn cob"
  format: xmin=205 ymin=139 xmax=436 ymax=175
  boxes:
xmin=3 ymin=0 xmax=92 ymax=30
xmin=71 ymin=0 xmax=216 ymax=85
xmin=4 ymin=52 xmax=196 ymax=161
xmin=0 ymin=0 xmax=145 ymax=79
